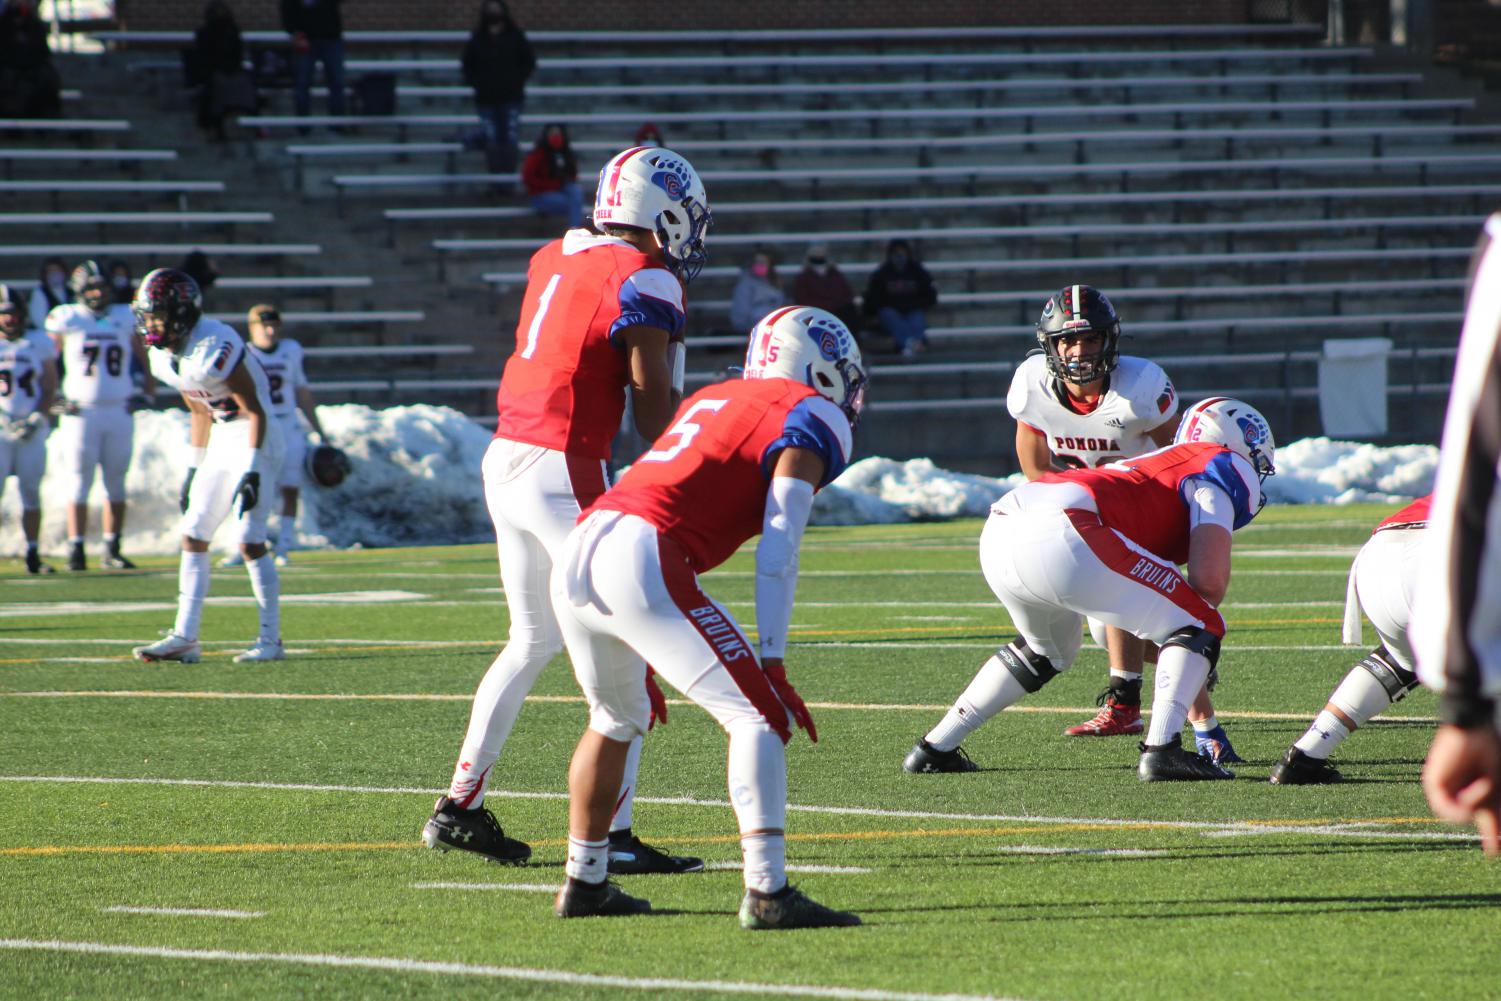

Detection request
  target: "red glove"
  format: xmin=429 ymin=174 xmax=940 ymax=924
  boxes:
xmin=645 ymin=666 xmax=667 ymax=730
xmin=763 ymin=659 xmax=817 ymax=743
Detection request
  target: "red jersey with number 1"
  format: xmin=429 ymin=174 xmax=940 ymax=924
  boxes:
xmin=492 ymin=230 xmax=687 ymax=460
xmin=592 ymin=377 xmax=855 ymax=573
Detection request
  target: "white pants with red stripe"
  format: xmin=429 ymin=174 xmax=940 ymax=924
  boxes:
xmin=552 ymin=509 xmax=791 ymax=833
xmin=983 ymin=482 xmax=1224 ymax=669
xmin=1347 ymin=527 xmax=1423 ymax=670
xmin=445 ymin=437 xmax=612 ymax=808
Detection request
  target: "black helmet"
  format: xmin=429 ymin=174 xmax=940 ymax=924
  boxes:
xmin=69 ymin=259 xmax=110 ymax=312
xmin=1035 ymin=283 xmax=1121 ymax=386
xmin=0 ymin=283 xmax=27 ymax=338
xmin=304 ymin=444 xmax=353 ymax=487
xmin=132 ymin=268 xmax=203 ymax=353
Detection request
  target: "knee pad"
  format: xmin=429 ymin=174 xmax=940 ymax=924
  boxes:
xmin=996 ymin=639 xmax=1060 ymax=694
xmin=1161 ymin=626 xmax=1221 ymax=670
xmin=1358 ymin=646 xmax=1420 ymax=702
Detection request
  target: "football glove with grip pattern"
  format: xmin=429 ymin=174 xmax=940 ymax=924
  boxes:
xmin=764 ymin=660 xmax=817 ymax=743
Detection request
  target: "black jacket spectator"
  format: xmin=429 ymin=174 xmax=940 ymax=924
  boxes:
xmin=280 ymin=0 xmax=342 ymax=40
xmin=863 ymin=239 xmax=938 ymax=315
xmin=193 ymin=2 xmax=245 ymax=79
xmin=462 ymin=5 xmax=536 ymax=106
xmin=0 ymin=1 xmax=61 ymax=118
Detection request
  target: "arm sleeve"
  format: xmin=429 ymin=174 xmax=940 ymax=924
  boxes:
xmin=610 ymin=268 xmax=686 ymax=342
xmin=755 ymin=476 xmax=815 ymax=659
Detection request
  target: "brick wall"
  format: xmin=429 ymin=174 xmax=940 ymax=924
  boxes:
xmin=118 ymin=1 xmax=1253 ymax=32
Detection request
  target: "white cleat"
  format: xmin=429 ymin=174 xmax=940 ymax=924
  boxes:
xmin=219 ymin=552 xmax=245 ymax=568
xmin=234 ymin=638 xmax=285 ymax=663
xmin=134 ymin=633 xmax=202 ymax=664
xmin=273 ymin=551 xmax=291 ymax=567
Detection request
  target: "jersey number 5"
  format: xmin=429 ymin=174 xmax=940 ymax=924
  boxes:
xmin=641 ymin=398 xmax=727 ymax=464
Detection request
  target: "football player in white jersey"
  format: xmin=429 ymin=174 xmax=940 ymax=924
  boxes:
xmin=129 ymin=269 xmax=287 ymax=665
xmin=221 ymin=304 xmax=326 ymax=568
xmin=46 ymin=259 xmax=156 ymax=571
xmin=0 ymin=285 xmax=60 ymax=574
xmin=1002 ymin=285 xmax=1239 ymax=761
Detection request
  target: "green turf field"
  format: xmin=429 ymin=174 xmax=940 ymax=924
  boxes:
xmin=3 ymin=503 xmax=1496 ymax=1000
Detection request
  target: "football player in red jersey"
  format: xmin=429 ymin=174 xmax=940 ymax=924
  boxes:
xmin=1010 ymin=285 xmax=1237 ymax=760
xmin=905 ymin=397 xmax=1276 ymax=782
xmin=549 ymin=306 xmax=865 ymax=928
xmin=424 ymin=147 xmax=712 ymax=874
xmin=1270 ymin=496 xmax=1431 ymax=784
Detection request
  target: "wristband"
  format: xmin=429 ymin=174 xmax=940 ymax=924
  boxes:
xmin=246 ymin=447 xmax=262 ymax=475
xmin=1439 ymin=692 xmax=1499 ymax=729
xmin=189 ymin=446 xmax=207 ymax=467
xmin=666 ymin=342 xmax=685 ymax=394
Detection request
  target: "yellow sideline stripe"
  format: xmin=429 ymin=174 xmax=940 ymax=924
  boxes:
xmin=0 ymin=690 xmax=1442 ymax=723
xmin=1 ymin=816 xmax=1443 ymax=858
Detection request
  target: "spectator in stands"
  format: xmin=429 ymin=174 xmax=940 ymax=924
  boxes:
xmin=521 ymin=124 xmax=583 ymax=230
xmin=191 ymin=0 xmax=256 ymax=141
xmin=280 ymin=0 xmax=345 ymax=121
xmin=793 ymin=242 xmax=860 ymax=339
xmin=863 ymin=238 xmax=937 ymax=360
xmin=107 ymin=260 xmax=136 ymax=305
xmin=731 ymin=250 xmax=790 ymax=336
xmin=28 ymin=257 xmax=69 ymax=332
xmin=462 ymin=0 xmax=535 ymax=178
xmin=180 ymin=251 xmax=220 ymax=300
xmin=0 ymin=1 xmax=61 ymax=119
xmin=634 ymin=122 xmax=665 ymax=148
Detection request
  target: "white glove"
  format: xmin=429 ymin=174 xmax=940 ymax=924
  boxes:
xmin=12 ymin=412 xmax=47 ymax=441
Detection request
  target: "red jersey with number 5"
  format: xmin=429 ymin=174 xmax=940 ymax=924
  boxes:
xmin=492 ymin=230 xmax=687 ymax=459
xmin=592 ymin=377 xmax=854 ymax=572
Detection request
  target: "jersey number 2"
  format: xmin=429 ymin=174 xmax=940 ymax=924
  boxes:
xmin=641 ymin=399 xmax=728 ymax=464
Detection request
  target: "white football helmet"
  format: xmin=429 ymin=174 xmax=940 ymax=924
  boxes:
xmin=742 ymin=306 xmax=867 ymax=425
xmin=592 ymin=146 xmax=711 ymax=282
xmin=1174 ymin=396 xmax=1276 ymax=481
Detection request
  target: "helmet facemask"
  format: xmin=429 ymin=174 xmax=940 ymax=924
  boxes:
xmin=594 ymin=147 xmax=711 ymax=284
xmin=743 ymin=306 xmax=867 ymax=427
xmin=132 ymin=268 xmax=202 ymax=354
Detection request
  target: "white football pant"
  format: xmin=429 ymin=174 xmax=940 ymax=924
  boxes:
xmin=180 ymin=417 xmax=285 ymax=546
xmin=0 ymin=430 xmax=48 ymax=509
xmin=59 ymin=403 xmax=133 ymax=504
xmin=1345 ymin=528 xmax=1422 ymax=671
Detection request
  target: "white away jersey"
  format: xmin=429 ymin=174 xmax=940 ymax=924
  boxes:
xmin=0 ymin=331 xmax=56 ymax=419
xmin=1007 ymin=353 xmax=1178 ymax=469
xmin=247 ymin=338 xmax=308 ymax=421
xmin=46 ymin=303 xmax=138 ymax=407
xmin=148 ymin=318 xmax=273 ymax=423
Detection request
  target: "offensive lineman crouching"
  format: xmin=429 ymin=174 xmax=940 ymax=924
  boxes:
xmin=904 ymin=397 xmax=1277 ymax=781
xmin=550 ymin=306 xmax=865 ymax=928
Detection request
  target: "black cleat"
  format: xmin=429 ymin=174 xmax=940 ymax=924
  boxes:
xmin=421 ymin=797 xmax=531 ymax=865
xmin=903 ymin=738 xmax=979 ymax=773
xmin=554 ymin=877 xmax=651 ymax=918
xmin=67 ymin=544 xmax=86 ymax=572
xmin=1269 ymin=747 xmax=1343 ymax=785
xmin=607 ymin=831 xmax=704 ymax=875
xmin=1138 ymin=734 xmax=1234 ymax=781
xmin=739 ymin=884 xmax=861 ymax=930
xmin=24 ymin=550 xmax=54 ymax=575
xmin=101 ymin=551 xmax=137 ymax=570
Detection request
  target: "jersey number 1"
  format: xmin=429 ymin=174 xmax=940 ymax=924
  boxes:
xmin=519 ymin=274 xmax=563 ymax=360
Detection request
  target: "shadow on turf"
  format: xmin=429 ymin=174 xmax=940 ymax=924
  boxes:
xmin=861 ymin=888 xmax=1501 ymax=920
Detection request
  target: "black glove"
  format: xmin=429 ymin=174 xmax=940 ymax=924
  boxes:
xmin=179 ymin=468 xmax=197 ymax=515
xmin=235 ymin=470 xmax=260 ymax=517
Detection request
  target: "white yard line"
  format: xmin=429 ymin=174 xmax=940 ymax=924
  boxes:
xmin=102 ymin=906 xmax=264 ymax=918
xmin=0 ymin=939 xmax=1025 ymax=1001
xmin=705 ymin=863 xmax=873 ymax=874
xmin=410 ymin=882 xmax=558 ymax=893
xmin=0 ymin=775 xmax=1470 ymax=843
xmin=995 ymin=846 xmax=1168 ymax=858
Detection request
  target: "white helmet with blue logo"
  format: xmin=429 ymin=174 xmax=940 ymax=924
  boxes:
xmin=593 ymin=146 xmax=711 ymax=282
xmin=1175 ymin=396 xmax=1276 ymax=482
xmin=743 ymin=306 xmax=868 ymax=426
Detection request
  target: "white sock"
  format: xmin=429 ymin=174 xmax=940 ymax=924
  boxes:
xmin=68 ymin=535 xmax=83 ymax=547
xmin=1192 ymin=714 xmax=1219 ymax=734
xmin=565 ymin=836 xmax=609 ymax=883
xmin=741 ymin=832 xmax=787 ymax=894
xmin=1110 ymin=669 xmax=1143 ymax=683
xmin=610 ymin=735 xmax=643 ymax=833
xmin=924 ymin=653 xmax=1030 ymax=751
xmin=104 ymin=533 xmax=120 ymax=550
xmin=726 ymin=725 xmax=787 ymax=832
xmin=173 ymin=550 xmax=211 ymax=640
xmin=445 ymin=643 xmax=557 ymax=806
xmin=445 ymin=759 xmax=492 ymax=809
xmin=277 ymin=518 xmax=294 ymax=552
xmin=1145 ymin=646 xmax=1210 ymax=746
xmin=1294 ymin=711 xmax=1353 ymax=759
xmin=245 ymin=554 xmax=281 ymax=642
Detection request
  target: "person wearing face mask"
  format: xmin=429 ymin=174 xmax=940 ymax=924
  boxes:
xmin=792 ymin=242 xmax=859 ymax=339
xmin=28 ymin=257 xmax=69 ymax=332
xmin=522 ymin=124 xmax=583 ymax=229
xmin=863 ymin=238 xmax=937 ymax=360
xmin=634 ymin=122 xmax=665 ymax=149
xmin=731 ymin=250 xmax=790 ymax=336
xmin=462 ymin=0 xmax=535 ymax=178
xmin=107 ymin=260 xmax=135 ymax=305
